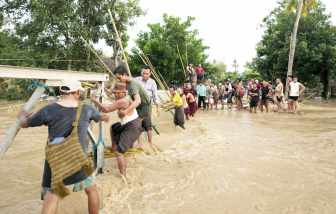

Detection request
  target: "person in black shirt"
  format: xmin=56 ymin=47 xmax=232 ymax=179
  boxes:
xmin=260 ymin=80 xmax=274 ymax=113
xmin=249 ymin=82 xmax=260 ymax=113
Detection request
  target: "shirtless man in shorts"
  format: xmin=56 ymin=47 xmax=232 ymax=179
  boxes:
xmin=92 ymin=83 xmax=143 ymax=178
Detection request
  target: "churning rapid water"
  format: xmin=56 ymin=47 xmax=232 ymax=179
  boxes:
xmin=0 ymin=99 xmax=336 ymax=214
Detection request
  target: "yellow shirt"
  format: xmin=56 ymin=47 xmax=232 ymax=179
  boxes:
xmin=168 ymin=93 xmax=183 ymax=107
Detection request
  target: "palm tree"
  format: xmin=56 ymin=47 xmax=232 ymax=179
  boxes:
xmin=285 ymin=0 xmax=317 ymax=95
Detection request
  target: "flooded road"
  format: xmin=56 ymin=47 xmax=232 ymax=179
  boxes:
xmin=0 ymin=98 xmax=336 ymax=213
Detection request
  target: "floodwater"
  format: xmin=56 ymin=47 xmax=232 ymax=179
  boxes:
xmin=0 ymin=98 xmax=336 ymax=214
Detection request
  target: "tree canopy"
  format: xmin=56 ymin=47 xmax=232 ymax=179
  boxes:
xmin=252 ymin=0 xmax=336 ymax=94
xmin=129 ymin=14 xmax=209 ymax=85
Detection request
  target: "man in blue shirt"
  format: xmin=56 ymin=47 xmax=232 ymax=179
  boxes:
xmin=196 ymin=81 xmax=206 ymax=110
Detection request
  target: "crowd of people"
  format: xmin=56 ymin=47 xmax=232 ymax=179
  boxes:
xmin=15 ymin=63 xmax=306 ymax=213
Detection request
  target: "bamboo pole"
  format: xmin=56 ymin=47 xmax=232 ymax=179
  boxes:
xmin=0 ymin=85 xmax=45 ymax=160
xmin=186 ymin=43 xmax=188 ymax=67
xmin=177 ymin=45 xmax=187 ymax=77
xmin=80 ymin=36 xmax=117 ymax=81
xmin=107 ymin=9 xmax=132 ymax=77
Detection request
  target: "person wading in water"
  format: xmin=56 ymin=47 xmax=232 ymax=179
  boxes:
xmin=287 ymin=76 xmax=305 ymax=114
xmin=162 ymin=86 xmax=185 ymax=129
xmin=134 ymin=65 xmax=161 ymax=147
xmin=260 ymin=79 xmax=274 ymax=113
xmin=249 ymin=82 xmax=260 ymax=113
xmin=105 ymin=66 xmax=151 ymax=149
xmin=17 ymin=78 xmax=110 ymax=214
xmin=275 ymin=78 xmax=284 ymax=112
xmin=91 ymin=83 xmax=143 ymax=179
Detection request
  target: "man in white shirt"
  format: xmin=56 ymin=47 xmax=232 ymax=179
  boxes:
xmin=135 ymin=65 xmax=161 ymax=148
xmin=287 ymin=76 xmax=305 ymax=114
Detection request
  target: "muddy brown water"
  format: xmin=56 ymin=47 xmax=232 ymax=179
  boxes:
xmin=0 ymin=98 xmax=335 ymax=214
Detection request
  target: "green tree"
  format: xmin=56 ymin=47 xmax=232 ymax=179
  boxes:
xmin=253 ymin=0 xmax=336 ymax=96
xmin=243 ymin=61 xmax=261 ymax=81
xmin=285 ymin=0 xmax=317 ymax=94
xmin=129 ymin=14 xmax=209 ymax=85
xmin=104 ymin=0 xmax=147 ymax=67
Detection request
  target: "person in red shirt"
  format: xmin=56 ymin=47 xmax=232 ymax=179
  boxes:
xmin=195 ymin=63 xmax=204 ymax=83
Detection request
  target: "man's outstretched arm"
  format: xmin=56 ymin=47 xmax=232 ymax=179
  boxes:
xmin=17 ymin=110 xmax=33 ymax=128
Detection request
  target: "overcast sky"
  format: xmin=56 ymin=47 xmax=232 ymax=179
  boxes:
xmin=96 ymin=0 xmax=336 ymax=73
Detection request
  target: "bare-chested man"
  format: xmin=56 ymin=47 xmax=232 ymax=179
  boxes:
xmin=235 ymin=79 xmax=243 ymax=111
xmin=91 ymin=83 xmax=142 ymax=179
xmin=275 ymin=78 xmax=284 ymax=112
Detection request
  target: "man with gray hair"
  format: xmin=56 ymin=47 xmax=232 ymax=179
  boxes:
xmin=135 ymin=65 xmax=161 ymax=148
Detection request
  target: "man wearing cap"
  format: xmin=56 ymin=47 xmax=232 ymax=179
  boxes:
xmin=91 ymin=83 xmax=143 ymax=179
xmin=17 ymin=78 xmax=110 ymax=214
xmin=134 ymin=65 xmax=160 ymax=148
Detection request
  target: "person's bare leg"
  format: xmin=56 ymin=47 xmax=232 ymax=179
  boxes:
xmin=266 ymin=104 xmax=269 ymax=113
xmin=250 ymin=106 xmax=252 ymax=113
xmin=254 ymin=107 xmax=257 ymax=113
xmin=287 ymin=100 xmax=292 ymax=113
xmin=221 ymin=101 xmax=224 ymax=110
xmin=186 ymin=114 xmax=190 ymax=120
xmin=136 ymin=134 xmax=143 ymax=149
xmin=294 ymin=101 xmax=298 ymax=113
xmin=108 ymin=127 xmax=117 ymax=153
xmin=85 ymin=185 xmax=99 ymax=214
xmin=210 ymin=104 xmax=213 ymax=110
xmin=261 ymin=105 xmax=264 ymax=113
xmin=147 ymin=130 xmax=152 ymax=145
xmin=116 ymin=152 xmax=126 ymax=178
xmin=41 ymin=190 xmax=59 ymax=214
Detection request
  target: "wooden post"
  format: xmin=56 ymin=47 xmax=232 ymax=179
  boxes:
xmin=97 ymin=81 xmax=104 ymax=174
xmin=0 ymin=85 xmax=45 ymax=160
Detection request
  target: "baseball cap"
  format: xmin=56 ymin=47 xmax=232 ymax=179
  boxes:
xmin=60 ymin=78 xmax=85 ymax=93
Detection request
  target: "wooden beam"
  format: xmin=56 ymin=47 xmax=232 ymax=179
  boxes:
xmin=0 ymin=65 xmax=109 ymax=82
xmin=0 ymin=86 xmax=46 ymax=160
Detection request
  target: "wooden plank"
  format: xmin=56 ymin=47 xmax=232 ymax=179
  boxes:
xmin=0 ymin=86 xmax=46 ymax=160
xmin=0 ymin=65 xmax=109 ymax=82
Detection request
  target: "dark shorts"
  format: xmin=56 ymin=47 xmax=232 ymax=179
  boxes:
xmin=136 ymin=103 xmax=150 ymax=119
xmin=141 ymin=106 xmax=152 ymax=131
xmin=224 ymin=92 xmax=233 ymax=103
xmin=277 ymin=96 xmax=283 ymax=102
xmin=111 ymin=119 xmax=142 ymax=154
xmin=250 ymin=100 xmax=258 ymax=108
xmin=289 ymin=96 xmax=298 ymax=101
xmin=260 ymin=98 xmax=269 ymax=106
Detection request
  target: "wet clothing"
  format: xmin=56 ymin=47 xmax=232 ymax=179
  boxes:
xmin=141 ymin=106 xmax=152 ymax=131
xmin=27 ymin=103 xmax=101 ymax=188
xmin=198 ymin=95 xmax=206 ymax=109
xmin=261 ymin=85 xmax=272 ymax=100
xmin=127 ymin=79 xmax=150 ymax=119
xmin=184 ymin=106 xmax=190 ymax=115
xmin=174 ymin=105 xmax=185 ymax=128
xmin=250 ymin=88 xmax=260 ymax=108
xmin=260 ymin=98 xmax=269 ymax=106
xmin=169 ymin=93 xmax=183 ymax=107
xmin=277 ymin=96 xmax=283 ymax=102
xmin=289 ymin=96 xmax=299 ymax=101
xmin=111 ymin=119 xmax=142 ymax=154
xmin=188 ymin=101 xmax=198 ymax=115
